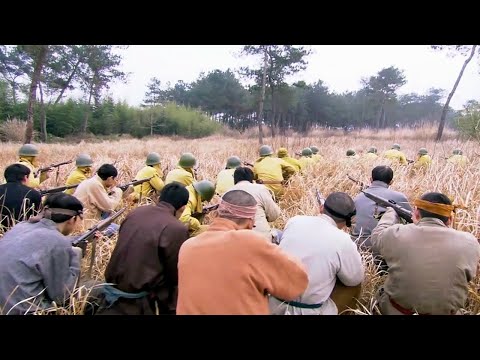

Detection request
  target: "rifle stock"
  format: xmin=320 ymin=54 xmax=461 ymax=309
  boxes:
xmin=347 ymin=174 xmax=366 ymax=190
xmin=361 ymin=190 xmax=413 ymax=223
xmin=117 ymin=177 xmax=153 ymax=192
xmin=40 ymin=183 xmax=79 ymax=196
xmin=202 ymin=204 xmax=219 ymax=214
xmin=35 ymin=159 xmax=73 ymax=177
xmin=243 ymin=161 xmax=254 ymax=167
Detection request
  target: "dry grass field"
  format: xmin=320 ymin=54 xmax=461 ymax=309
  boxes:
xmin=1 ymin=125 xmax=479 ymax=315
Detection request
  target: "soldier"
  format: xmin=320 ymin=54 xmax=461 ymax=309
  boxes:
xmin=179 ymin=180 xmax=216 ymax=237
xmin=447 ymin=149 xmax=468 ymax=166
xmin=215 ymin=156 xmax=242 ymax=196
xmin=309 ymin=145 xmax=323 ymax=163
xmin=253 ymin=145 xmax=296 ymax=198
xmin=16 ymin=144 xmax=50 ymax=189
xmin=130 ymin=152 xmax=165 ymax=202
xmin=364 ymin=147 xmax=378 ymax=160
xmin=413 ymin=148 xmax=432 ymax=169
xmin=277 ymin=148 xmax=302 ymax=173
xmin=346 ymin=149 xmax=359 ymax=159
xmin=383 ymin=143 xmax=407 ymax=165
xmin=298 ymin=148 xmax=316 ymax=171
xmin=64 ymin=154 xmax=94 ymax=195
xmin=165 ymin=153 xmax=197 ymax=187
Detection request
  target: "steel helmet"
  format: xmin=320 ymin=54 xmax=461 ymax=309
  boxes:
xmin=392 ymin=143 xmax=401 ymax=150
xmin=146 ymin=152 xmax=161 ymax=166
xmin=346 ymin=149 xmax=356 ymax=156
xmin=277 ymin=147 xmax=289 ymax=158
xmin=418 ymin=148 xmax=428 ymax=156
xmin=367 ymin=147 xmax=377 ymax=154
xmin=301 ymin=148 xmax=313 ymax=157
xmin=179 ymin=153 xmax=197 ymax=168
xmin=310 ymin=146 xmax=319 ymax=154
xmin=76 ymin=153 xmax=93 ymax=167
xmin=18 ymin=143 xmax=39 ymax=157
xmin=259 ymin=145 xmax=273 ymax=157
xmin=226 ymin=156 xmax=241 ymax=169
xmin=193 ymin=180 xmax=215 ymax=202
xmin=453 ymin=149 xmax=463 ymax=155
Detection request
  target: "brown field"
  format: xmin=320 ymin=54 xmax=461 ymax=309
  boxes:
xmin=1 ymin=125 xmax=480 ymax=315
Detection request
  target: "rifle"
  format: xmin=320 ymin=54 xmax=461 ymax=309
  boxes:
xmin=347 ymin=174 xmax=366 ymax=190
xmin=407 ymin=159 xmax=415 ymax=164
xmin=361 ymin=190 xmax=413 ymax=223
xmin=243 ymin=161 xmax=254 ymax=167
xmin=117 ymin=177 xmax=153 ymax=192
xmin=202 ymin=204 xmax=219 ymax=214
xmin=40 ymin=183 xmax=79 ymax=196
xmin=35 ymin=159 xmax=73 ymax=177
xmin=315 ymin=189 xmax=325 ymax=205
xmin=72 ymin=207 xmax=126 ymax=278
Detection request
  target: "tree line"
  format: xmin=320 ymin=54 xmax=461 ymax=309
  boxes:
xmin=0 ymin=45 xmax=477 ymax=142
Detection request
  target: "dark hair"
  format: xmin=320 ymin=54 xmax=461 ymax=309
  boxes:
xmin=97 ymin=164 xmax=118 ymax=180
xmin=234 ymin=167 xmax=254 ymax=184
xmin=4 ymin=163 xmax=31 ymax=182
xmin=43 ymin=193 xmax=84 ymax=223
xmin=324 ymin=192 xmax=356 ymax=227
xmin=159 ymin=182 xmax=189 ymax=210
xmin=372 ymin=165 xmax=393 ymax=184
xmin=418 ymin=192 xmax=452 ymax=224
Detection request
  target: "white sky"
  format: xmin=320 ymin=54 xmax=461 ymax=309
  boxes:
xmin=103 ymin=45 xmax=479 ymax=111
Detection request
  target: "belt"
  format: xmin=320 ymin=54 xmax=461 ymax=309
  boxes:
xmin=388 ymin=296 xmax=455 ymax=315
xmin=256 ymin=179 xmax=283 ymax=185
xmin=275 ymin=297 xmax=323 ymax=309
xmin=102 ymin=284 xmax=149 ymax=307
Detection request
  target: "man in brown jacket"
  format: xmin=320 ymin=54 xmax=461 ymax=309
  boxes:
xmin=371 ymin=191 xmax=480 ymax=315
xmin=73 ymin=164 xmax=123 ymax=236
xmin=96 ymin=183 xmax=190 ymax=315
xmin=176 ymin=189 xmax=308 ymax=315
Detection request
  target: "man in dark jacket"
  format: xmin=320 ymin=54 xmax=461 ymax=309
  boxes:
xmin=0 ymin=164 xmax=42 ymax=229
xmin=96 ymin=182 xmax=190 ymax=315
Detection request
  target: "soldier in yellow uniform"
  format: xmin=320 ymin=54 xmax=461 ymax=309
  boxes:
xmin=383 ymin=144 xmax=408 ymax=165
xmin=64 ymin=154 xmax=93 ymax=195
xmin=130 ymin=152 xmax=165 ymax=202
xmin=364 ymin=147 xmax=378 ymax=160
xmin=298 ymin=148 xmax=316 ymax=170
xmin=215 ymin=156 xmax=242 ymax=196
xmin=253 ymin=145 xmax=296 ymax=198
xmin=15 ymin=144 xmax=50 ymax=189
xmin=277 ymin=147 xmax=302 ymax=172
xmin=447 ymin=149 xmax=468 ymax=166
xmin=165 ymin=153 xmax=197 ymax=186
xmin=179 ymin=180 xmax=215 ymax=236
xmin=413 ymin=148 xmax=432 ymax=169
xmin=310 ymin=145 xmax=323 ymax=163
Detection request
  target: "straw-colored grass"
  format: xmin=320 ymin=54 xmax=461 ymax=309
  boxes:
xmin=1 ymin=124 xmax=479 ymax=315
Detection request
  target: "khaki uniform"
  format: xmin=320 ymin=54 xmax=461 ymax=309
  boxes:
xmin=364 ymin=153 xmax=378 ymax=160
xmin=215 ymin=168 xmax=235 ymax=196
xmin=131 ymin=165 xmax=164 ymax=200
xmin=383 ymin=149 xmax=408 ymax=165
xmin=72 ymin=175 xmax=123 ymax=227
xmin=414 ymin=155 xmax=432 ymax=169
xmin=312 ymin=154 xmax=323 ymax=163
xmin=165 ymin=167 xmax=195 ymax=187
xmin=371 ymin=207 xmax=480 ymax=315
xmin=298 ymin=156 xmax=315 ymax=170
xmin=64 ymin=167 xmax=92 ymax=194
xmin=16 ymin=158 xmax=47 ymax=189
xmin=253 ymin=156 xmax=296 ymax=198
xmin=447 ymin=155 xmax=468 ymax=166
xmin=280 ymin=156 xmax=302 ymax=173
xmin=179 ymin=184 xmax=208 ymax=236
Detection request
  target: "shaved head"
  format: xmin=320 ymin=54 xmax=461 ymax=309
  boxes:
xmin=222 ymin=190 xmax=257 ymax=207
xmin=323 ymin=192 xmax=356 ymax=226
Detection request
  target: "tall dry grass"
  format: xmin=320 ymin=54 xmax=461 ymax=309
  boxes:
xmin=0 ymin=125 xmax=479 ymax=315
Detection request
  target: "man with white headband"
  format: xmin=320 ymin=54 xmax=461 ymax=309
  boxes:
xmin=371 ymin=191 xmax=480 ymax=315
xmin=176 ymin=189 xmax=308 ymax=315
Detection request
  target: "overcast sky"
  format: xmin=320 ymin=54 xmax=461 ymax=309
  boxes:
xmin=105 ymin=45 xmax=479 ymax=110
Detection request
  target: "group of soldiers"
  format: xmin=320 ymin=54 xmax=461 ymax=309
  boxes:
xmin=0 ymin=140 xmax=478 ymax=316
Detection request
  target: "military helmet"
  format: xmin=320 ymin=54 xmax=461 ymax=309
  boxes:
xmin=226 ymin=156 xmax=241 ymax=169
xmin=193 ymin=180 xmax=215 ymax=202
xmin=259 ymin=145 xmax=274 ymax=157
xmin=18 ymin=143 xmax=39 ymax=157
xmin=301 ymin=147 xmax=313 ymax=157
xmin=453 ymin=149 xmax=463 ymax=155
xmin=418 ymin=148 xmax=428 ymax=156
xmin=277 ymin=147 xmax=288 ymax=158
xmin=367 ymin=146 xmax=377 ymax=154
xmin=392 ymin=143 xmax=401 ymax=150
xmin=346 ymin=149 xmax=356 ymax=156
xmin=179 ymin=152 xmax=197 ymax=168
xmin=146 ymin=152 xmax=161 ymax=166
xmin=76 ymin=153 xmax=93 ymax=167
xmin=310 ymin=146 xmax=319 ymax=154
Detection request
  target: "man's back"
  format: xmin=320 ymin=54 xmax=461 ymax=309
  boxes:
xmin=165 ymin=167 xmax=194 ymax=187
xmin=0 ymin=182 xmax=42 ymax=228
xmin=103 ymin=202 xmax=189 ymax=314
xmin=270 ymin=215 xmax=364 ymax=315
xmin=372 ymin=215 xmax=480 ymax=314
xmin=352 ymin=181 xmax=411 ymax=249
xmin=177 ymin=218 xmax=308 ymax=315
xmin=215 ymin=168 xmax=235 ymax=196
